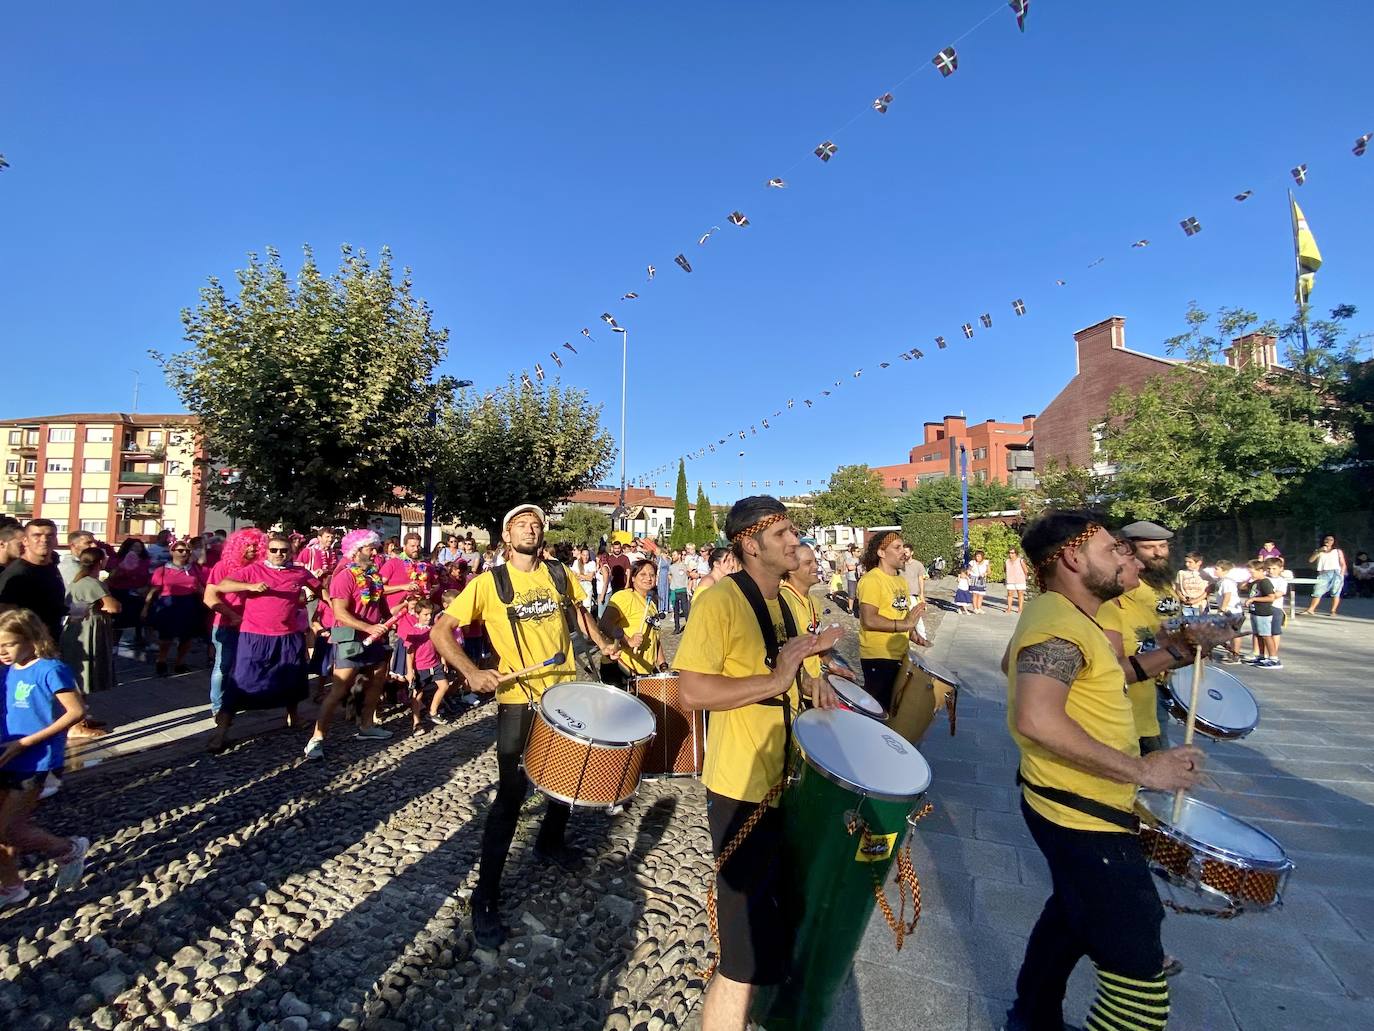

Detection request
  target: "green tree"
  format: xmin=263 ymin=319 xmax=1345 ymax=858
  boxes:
xmin=1101 ymin=306 xmax=1341 ymax=522
xmin=812 ymin=465 xmax=893 ymax=528
xmin=901 ymin=512 xmax=959 ymax=570
xmin=893 ymin=477 xmax=1020 ymax=520
xmin=155 ymin=245 xmax=450 ymax=529
xmin=669 ymin=461 xmax=693 ymax=549
xmin=1023 ymin=461 xmax=1115 ymax=519
xmin=549 ymin=504 xmax=609 ymax=549
xmin=430 ymin=377 xmax=615 ymax=542
xmin=693 ymin=484 xmax=717 ymax=546
xmin=788 ymin=503 xmax=818 ymax=538
xmin=969 ymin=522 xmax=1025 ymax=582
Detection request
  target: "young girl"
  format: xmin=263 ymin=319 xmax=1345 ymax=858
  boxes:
xmin=1 ymin=610 xmax=91 ymax=908
xmin=398 ymin=597 xmax=462 ymax=729
xmin=953 ymin=565 xmax=973 ymax=614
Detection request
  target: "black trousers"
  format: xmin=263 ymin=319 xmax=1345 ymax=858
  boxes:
xmin=859 ymin=657 xmax=903 ymax=712
xmin=1009 ymin=799 xmax=1165 ymax=1030
xmin=474 ymin=703 xmax=570 ymax=904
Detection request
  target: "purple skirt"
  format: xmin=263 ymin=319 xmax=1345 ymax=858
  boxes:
xmin=226 ymin=631 xmax=308 ymax=713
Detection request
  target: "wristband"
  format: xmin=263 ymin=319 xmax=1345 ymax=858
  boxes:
xmin=1165 ymin=645 xmax=1185 ymax=662
xmin=1128 ymin=656 xmax=1148 ymax=683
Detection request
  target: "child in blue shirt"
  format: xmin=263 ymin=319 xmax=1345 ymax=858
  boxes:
xmin=1 ymin=608 xmax=91 ymax=910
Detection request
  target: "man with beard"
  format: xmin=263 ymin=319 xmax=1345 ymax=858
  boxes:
xmin=1004 ymin=511 xmax=1205 ymax=1031
xmin=1097 ymin=521 xmax=1188 ymax=756
xmin=428 ymin=504 xmax=623 ymax=948
xmin=677 ymin=498 xmax=842 ymax=1031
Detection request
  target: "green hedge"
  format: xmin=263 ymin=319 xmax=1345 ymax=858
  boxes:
xmin=901 ymin=512 xmax=960 ymax=570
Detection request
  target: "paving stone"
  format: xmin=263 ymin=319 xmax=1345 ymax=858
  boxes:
xmin=826 ymin=961 xmax=971 ymax=1030
xmin=1308 ymin=936 xmax=1374 ymax=997
xmin=1220 ymin=981 xmax=1374 ymax=1030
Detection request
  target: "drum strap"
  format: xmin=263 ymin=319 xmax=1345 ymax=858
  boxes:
xmin=727 ymin=571 xmax=800 ymax=753
xmin=1015 ymin=769 xmax=1140 ymax=832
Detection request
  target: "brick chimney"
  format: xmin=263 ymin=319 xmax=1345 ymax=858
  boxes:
xmin=1022 ymin=414 xmax=1036 ymax=431
xmin=923 ymin=421 xmax=944 ymax=444
xmin=1073 ymin=317 xmax=1128 ymax=375
xmin=1224 ymin=332 xmax=1279 ymax=370
xmin=943 ymin=415 xmax=968 ymax=435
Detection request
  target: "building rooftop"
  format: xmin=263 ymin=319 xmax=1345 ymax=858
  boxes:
xmin=0 ymin=412 xmax=197 ymax=427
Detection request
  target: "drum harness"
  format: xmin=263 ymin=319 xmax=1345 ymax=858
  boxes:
xmin=700 ymin=573 xmax=931 ymax=977
xmin=491 ymin=559 xmax=578 ymax=705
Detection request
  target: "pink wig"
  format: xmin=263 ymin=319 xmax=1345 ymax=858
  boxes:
xmin=340 ymin=529 xmax=382 ymax=559
xmin=221 ymin=528 xmax=268 ymax=569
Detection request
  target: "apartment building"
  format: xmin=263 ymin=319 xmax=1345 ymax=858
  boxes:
xmin=1 ymin=413 xmax=206 ymax=542
xmin=872 ymin=414 xmax=1037 ymax=491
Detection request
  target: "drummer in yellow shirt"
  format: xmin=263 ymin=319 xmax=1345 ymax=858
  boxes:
xmin=429 ymin=504 xmax=622 ymax=951
xmin=677 ymin=497 xmax=842 ymax=1031
xmin=855 ymin=530 xmax=928 ymax=711
xmin=599 ymin=558 xmax=666 ymax=684
xmin=1003 ymin=511 xmax=1206 ymax=1031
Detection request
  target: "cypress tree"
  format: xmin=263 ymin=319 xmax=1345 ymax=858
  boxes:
xmin=669 ymin=460 xmax=693 ymax=549
xmin=694 ymin=484 xmax=716 ymax=546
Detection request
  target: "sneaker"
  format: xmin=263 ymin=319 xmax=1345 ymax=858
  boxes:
xmin=471 ymin=897 xmax=506 ymax=949
xmin=55 ymin=837 xmax=90 ymax=890
xmin=356 ymin=725 xmax=393 ymax=740
xmin=0 ymin=883 xmax=30 ymax=910
xmin=461 ymin=693 xmax=481 ymax=707
xmin=302 ymin=737 xmax=325 ymax=760
xmin=1264 ymin=659 xmax=1284 ymax=669
xmin=39 ymin=772 xmax=61 ymax=800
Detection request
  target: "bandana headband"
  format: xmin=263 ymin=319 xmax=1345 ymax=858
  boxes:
xmin=1033 ymin=523 xmax=1102 ymax=591
xmin=730 ymin=512 xmax=787 ymax=543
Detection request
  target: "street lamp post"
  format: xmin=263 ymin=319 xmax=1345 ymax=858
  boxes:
xmin=424 ymin=379 xmax=473 ymax=553
xmin=612 ymin=326 xmax=629 ymax=522
xmin=959 ymin=444 xmax=970 ymax=565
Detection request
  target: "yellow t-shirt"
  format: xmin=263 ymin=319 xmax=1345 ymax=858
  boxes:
xmin=445 ymin=561 xmax=586 ymax=705
xmin=1096 ymin=583 xmax=1168 ymax=738
xmin=1008 ymin=592 xmax=1139 ymax=833
xmin=674 ymin=576 xmax=803 ymax=804
xmin=856 ymin=568 xmax=911 ymax=660
xmin=604 ymin=588 xmax=660 ymax=675
xmin=780 ymin=580 xmax=822 ymax=681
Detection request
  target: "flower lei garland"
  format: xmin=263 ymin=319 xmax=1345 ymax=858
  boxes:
xmin=350 ymin=562 xmax=385 ymax=605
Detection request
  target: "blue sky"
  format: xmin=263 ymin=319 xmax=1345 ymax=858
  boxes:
xmin=3 ymin=2 xmax=1370 ymax=498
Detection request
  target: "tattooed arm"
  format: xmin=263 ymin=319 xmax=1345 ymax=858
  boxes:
xmin=1013 ymin=638 xmax=1147 ymax=786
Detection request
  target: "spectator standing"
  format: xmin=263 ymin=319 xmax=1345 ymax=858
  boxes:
xmin=1303 ymin=535 xmax=1347 ymax=616
xmin=1173 ymin=553 xmax=1210 ymax=614
xmin=1246 ymin=561 xmax=1282 ymax=668
xmin=203 ymin=529 xmax=265 ymax=721
xmin=598 ymin=539 xmax=631 ymax=614
xmin=900 ymin=544 xmax=928 ymax=610
xmin=572 ymin=546 xmax=597 ymax=612
xmin=58 ymin=531 xmax=95 ymax=589
xmin=0 ymin=525 xmax=24 ymax=571
xmin=437 ymin=535 xmax=462 ymax=565
xmin=1212 ymin=561 xmax=1245 ymax=661
xmin=145 ymin=529 xmax=174 ymax=570
xmin=842 ymin=545 xmax=860 ymax=603
xmin=968 ymin=550 xmax=990 ymax=614
xmin=1257 ymin=540 xmax=1282 ymax=560
xmin=142 ymin=541 xmax=206 ymax=677
xmin=1004 ymin=547 xmax=1028 ymax=615
xmin=106 ymin=538 xmax=151 ymax=651
xmin=59 ymin=547 xmax=120 ymax=697
xmin=1352 ymin=551 xmax=1374 ymax=598
xmin=0 ymin=519 xmax=69 ymax=645
xmin=668 ymin=550 xmax=691 ymax=633
xmin=0 ymin=609 xmax=91 ymax=907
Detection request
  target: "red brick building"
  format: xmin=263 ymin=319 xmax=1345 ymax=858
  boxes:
xmin=872 ymin=414 xmax=1037 ymax=491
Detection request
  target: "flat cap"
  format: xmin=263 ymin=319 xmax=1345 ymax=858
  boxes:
xmin=1119 ymin=520 xmax=1174 ymax=541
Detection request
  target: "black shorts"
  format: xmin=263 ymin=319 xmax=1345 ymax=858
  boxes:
xmin=706 ymin=790 xmax=788 ymax=985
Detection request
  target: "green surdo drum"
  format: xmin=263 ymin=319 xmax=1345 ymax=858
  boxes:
xmin=752 ymin=708 xmax=933 ymax=1030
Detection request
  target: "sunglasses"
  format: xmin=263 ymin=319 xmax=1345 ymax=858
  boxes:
xmin=171 ymin=548 xmax=189 ymax=553
xmin=267 ymin=547 xmax=290 ymax=554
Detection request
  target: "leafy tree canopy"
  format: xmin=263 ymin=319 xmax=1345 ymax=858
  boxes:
xmin=811 ymin=465 xmax=893 ymax=528
xmin=892 ymin=476 xmax=1021 ymax=519
xmin=155 ymin=245 xmax=450 ymax=529
xmin=431 ymin=377 xmax=615 ymax=542
xmin=548 ymin=503 xmax=609 ymax=549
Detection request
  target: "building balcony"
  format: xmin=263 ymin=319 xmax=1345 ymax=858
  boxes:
xmin=6 ymin=504 xmax=34 ymax=517
xmin=118 ymin=470 xmax=164 ymax=485
xmin=121 ymin=443 xmax=166 ymax=461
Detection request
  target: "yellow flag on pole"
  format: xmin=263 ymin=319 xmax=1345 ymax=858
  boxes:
xmin=1290 ymin=193 xmax=1322 ymax=304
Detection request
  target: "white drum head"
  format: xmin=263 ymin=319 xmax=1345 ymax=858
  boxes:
xmin=793 ymin=708 xmax=932 ymax=802
xmin=540 ymin=681 xmax=657 ymax=745
xmin=1168 ymin=665 xmax=1259 ymax=735
xmin=915 ymin=653 xmax=962 ymax=690
xmin=827 ymin=674 xmax=885 ymax=717
xmin=1137 ymin=791 xmax=1288 ymax=865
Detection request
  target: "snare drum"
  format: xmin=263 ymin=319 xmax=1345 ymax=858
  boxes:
xmin=630 ymin=671 xmax=705 ymax=777
xmin=522 ymin=681 xmax=657 ymax=808
xmin=1165 ymin=665 xmax=1259 ymax=740
xmin=753 ymin=708 xmax=933 ymax=1028
xmin=1136 ymin=790 xmax=1294 ymax=915
xmin=827 ymin=673 xmax=887 ymax=720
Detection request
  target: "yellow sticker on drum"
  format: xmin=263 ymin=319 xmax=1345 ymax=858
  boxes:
xmin=855 ymin=833 xmax=897 ymax=863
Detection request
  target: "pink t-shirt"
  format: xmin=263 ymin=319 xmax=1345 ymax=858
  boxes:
xmin=379 ymin=556 xmax=436 ymax=612
xmin=236 ymin=561 xmax=320 ymax=636
xmin=151 ymin=563 xmax=205 ymax=598
xmin=397 ymin=611 xmax=438 ymax=672
xmin=207 ymin=560 xmax=244 ymax=629
xmin=329 ymin=563 xmax=386 ymax=627
xmin=301 ymin=544 xmax=338 ymax=579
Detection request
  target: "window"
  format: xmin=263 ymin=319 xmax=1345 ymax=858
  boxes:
xmin=48 ymin=427 xmax=76 ymax=443
xmin=43 ymin=488 xmax=71 ymax=504
xmin=2 ymin=489 xmax=14 ymax=504
xmin=46 ymin=459 xmax=73 ymax=473
xmin=86 ymin=427 xmax=115 ymax=443
xmin=972 ymin=447 xmax=988 ymax=460
xmin=148 ymin=430 xmax=164 ymax=445
xmin=50 ymin=519 xmax=68 ymax=537
xmin=24 ymin=430 xmax=39 ymax=446
xmin=84 ymin=458 xmax=112 ymax=473
xmin=6 ymin=431 xmax=19 ymax=446
xmin=23 ymin=459 xmax=37 ymax=475
xmin=974 ymin=470 xmax=986 ymax=482
xmin=4 ymin=460 xmax=16 ymax=475
xmin=162 ymin=489 xmax=178 ymax=505
xmin=79 ymin=519 xmax=107 ymax=535
xmin=159 ymin=521 xmax=175 ymax=535
xmin=21 ymin=489 xmax=34 ymax=504
xmin=899 ymin=478 xmax=908 ymax=491
xmin=82 ymin=488 xmax=109 ymax=503
xmin=650 ymin=517 xmax=658 ymax=528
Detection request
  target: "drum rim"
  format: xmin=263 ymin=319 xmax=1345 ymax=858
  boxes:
xmin=912 ymin=651 xmax=962 ymax=690
xmin=630 ymin=671 xmax=680 ymax=681
xmin=1166 ymin=665 xmax=1260 ymax=736
xmin=825 ymin=673 xmax=888 ymax=718
xmin=537 ymin=682 xmax=658 ymax=746
xmin=792 ymin=709 xmax=932 ymax=803
xmin=1136 ymin=790 xmax=1293 ymax=872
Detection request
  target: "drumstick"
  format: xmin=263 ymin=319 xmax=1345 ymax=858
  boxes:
xmin=498 ymin=652 xmax=567 ymax=685
xmin=1172 ymin=644 xmax=1205 ymax=822
xmin=362 ymin=608 xmax=407 ymax=645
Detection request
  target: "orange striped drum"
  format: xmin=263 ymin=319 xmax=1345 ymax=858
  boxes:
xmin=523 ymin=681 xmax=657 ymax=808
